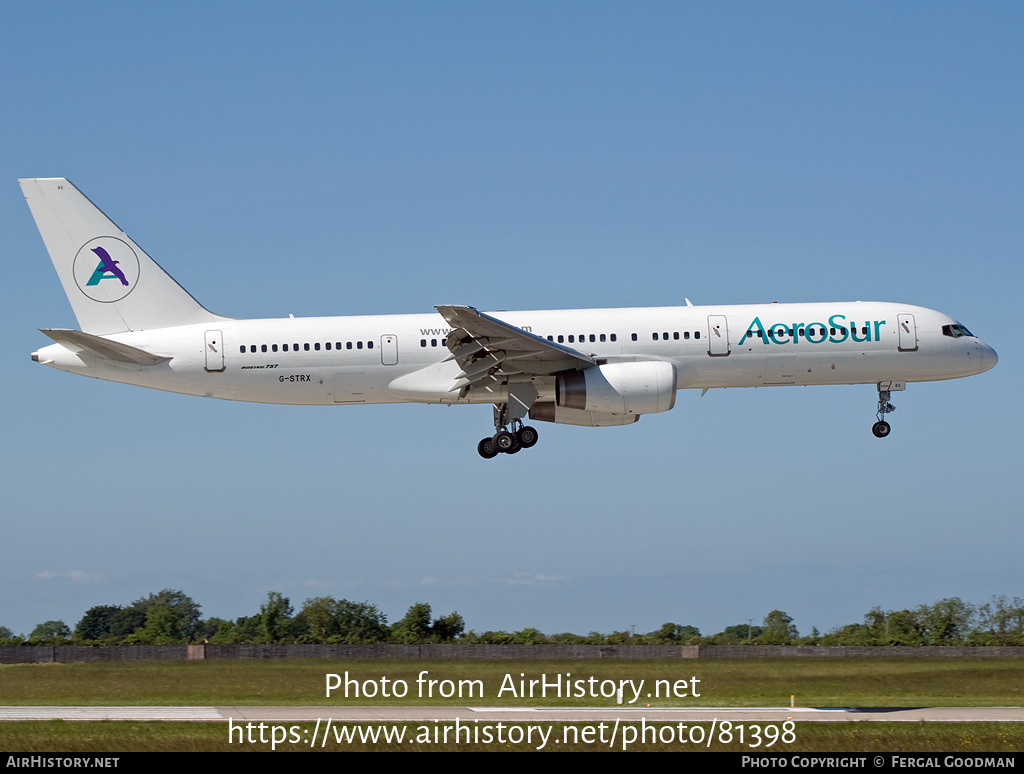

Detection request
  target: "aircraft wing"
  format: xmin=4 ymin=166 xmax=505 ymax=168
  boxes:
xmin=40 ymin=329 xmax=171 ymax=366
xmin=434 ymin=305 xmax=595 ymax=395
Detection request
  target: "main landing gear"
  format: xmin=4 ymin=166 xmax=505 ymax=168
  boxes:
xmin=872 ymin=382 xmax=898 ymax=438
xmin=478 ymin=399 xmax=540 ymax=458
xmin=478 ymin=421 xmax=539 ymax=459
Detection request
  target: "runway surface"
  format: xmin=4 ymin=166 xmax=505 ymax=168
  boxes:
xmin=2 ymin=706 xmax=1022 ymax=722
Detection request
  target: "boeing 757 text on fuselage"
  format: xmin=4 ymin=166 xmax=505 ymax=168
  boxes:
xmin=21 ymin=178 xmax=997 ymax=458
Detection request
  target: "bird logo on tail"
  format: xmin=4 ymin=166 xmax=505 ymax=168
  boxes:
xmin=86 ymin=246 xmax=129 ymax=286
xmin=73 ymin=237 xmax=140 ymax=303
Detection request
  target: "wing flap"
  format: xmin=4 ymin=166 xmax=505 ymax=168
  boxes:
xmin=435 ymin=305 xmax=596 ymax=367
xmin=434 ymin=305 xmax=596 ymax=398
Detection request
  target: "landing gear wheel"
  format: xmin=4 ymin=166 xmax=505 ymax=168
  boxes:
xmin=872 ymin=384 xmax=897 ymax=439
xmin=477 ymin=437 xmax=499 ymax=459
xmin=506 ymin=440 xmax=522 ymax=454
xmin=495 ymin=430 xmax=516 ymax=452
xmin=517 ymin=425 xmax=539 ymax=448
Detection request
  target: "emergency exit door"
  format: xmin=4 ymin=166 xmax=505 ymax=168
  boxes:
xmin=381 ymin=334 xmax=398 ymax=365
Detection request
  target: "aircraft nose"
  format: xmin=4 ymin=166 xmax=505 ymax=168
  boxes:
xmin=980 ymin=342 xmax=998 ymax=373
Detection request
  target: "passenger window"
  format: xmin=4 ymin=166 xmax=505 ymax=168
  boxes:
xmin=346 ymin=342 xmax=353 ymax=350
xmin=272 ymin=344 xmax=278 ymax=352
xmin=695 ymin=331 xmax=700 ymax=339
xmin=610 ymin=333 xmax=617 ymax=342
xmin=652 ymin=333 xmax=658 ymax=341
xmin=325 ymin=342 xmax=331 ymax=350
xmin=631 ymin=333 xmax=637 ymax=341
xmin=250 ymin=345 xmax=256 ymax=353
xmin=568 ymin=335 xmax=575 ymax=343
xmin=304 ymin=343 xmax=310 ymax=351
xmin=600 ymin=334 xmax=606 ymax=342
xmin=239 ymin=346 xmax=245 ymax=354
xmin=368 ymin=341 xmax=373 ymax=349
xmin=673 ymin=332 xmax=679 ymax=340
xmin=314 ymin=343 xmax=321 ymax=351
xmin=589 ymin=334 xmax=596 ymax=342
xmin=557 ymin=335 xmax=564 ymax=343
xmin=357 ymin=341 xmax=363 ymax=349
xmin=261 ymin=344 xmax=267 ymax=353
xmin=684 ymin=332 xmax=690 ymax=340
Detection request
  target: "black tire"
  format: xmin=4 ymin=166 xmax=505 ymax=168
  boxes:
xmin=517 ymin=426 xmax=539 ymax=448
xmin=495 ymin=430 xmax=516 ymax=452
xmin=872 ymin=421 xmax=891 ymax=438
xmin=477 ymin=437 xmax=499 ymax=458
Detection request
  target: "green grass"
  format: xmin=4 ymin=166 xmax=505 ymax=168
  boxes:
xmin=1 ymin=658 xmax=1022 ymax=707
xmin=3 ymin=659 xmax=1021 ymax=752
xmin=1 ymin=721 xmax=1021 ymax=752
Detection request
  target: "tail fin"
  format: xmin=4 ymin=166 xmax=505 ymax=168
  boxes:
xmin=20 ymin=178 xmax=225 ymax=334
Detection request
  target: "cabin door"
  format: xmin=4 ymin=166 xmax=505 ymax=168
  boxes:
xmin=897 ymin=314 xmax=918 ymax=352
xmin=204 ymin=330 xmax=225 ymax=372
xmin=707 ymin=316 xmax=730 ymax=356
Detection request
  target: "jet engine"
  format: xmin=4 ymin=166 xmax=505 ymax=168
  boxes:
xmin=556 ymin=361 xmax=677 ymax=416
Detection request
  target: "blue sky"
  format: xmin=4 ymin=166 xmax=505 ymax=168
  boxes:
xmin=1 ymin=1 xmax=1019 ymax=638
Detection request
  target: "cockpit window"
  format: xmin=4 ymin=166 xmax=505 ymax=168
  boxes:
xmin=942 ymin=324 xmax=975 ymax=338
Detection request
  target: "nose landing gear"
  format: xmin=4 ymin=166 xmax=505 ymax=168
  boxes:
xmin=872 ymin=381 xmax=904 ymax=438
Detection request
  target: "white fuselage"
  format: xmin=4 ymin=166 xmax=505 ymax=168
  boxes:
xmin=32 ymin=301 xmax=996 ymax=406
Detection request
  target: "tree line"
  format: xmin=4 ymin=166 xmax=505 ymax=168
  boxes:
xmin=3 ymin=593 xmax=1023 ymax=647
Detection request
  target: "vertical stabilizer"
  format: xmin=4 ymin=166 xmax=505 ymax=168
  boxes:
xmin=20 ymin=178 xmax=225 ymax=334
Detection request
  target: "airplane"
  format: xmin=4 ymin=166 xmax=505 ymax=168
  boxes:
xmin=21 ymin=177 xmax=998 ymax=459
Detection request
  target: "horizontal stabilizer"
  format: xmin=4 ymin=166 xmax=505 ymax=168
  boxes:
xmin=41 ymin=329 xmax=171 ymax=366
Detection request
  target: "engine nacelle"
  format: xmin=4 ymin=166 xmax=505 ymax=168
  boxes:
xmin=528 ymin=403 xmax=640 ymax=427
xmin=556 ymin=361 xmax=677 ymax=416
